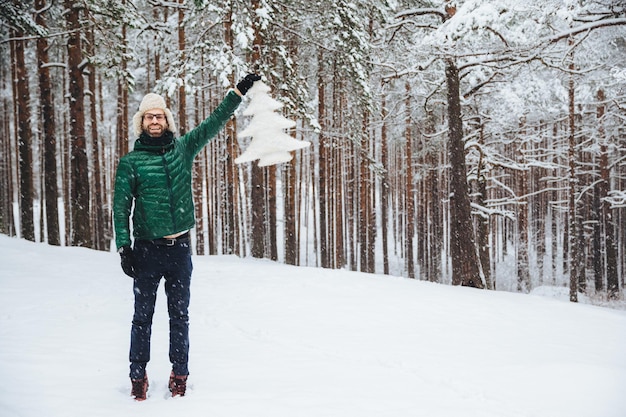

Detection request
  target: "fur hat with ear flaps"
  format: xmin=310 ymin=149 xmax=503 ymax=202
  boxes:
xmin=132 ymin=93 xmax=177 ymax=137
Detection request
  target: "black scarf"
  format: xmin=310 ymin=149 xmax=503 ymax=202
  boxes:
xmin=137 ymin=131 xmax=175 ymax=152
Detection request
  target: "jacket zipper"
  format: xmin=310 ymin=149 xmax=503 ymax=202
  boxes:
xmin=161 ymin=151 xmax=178 ymax=231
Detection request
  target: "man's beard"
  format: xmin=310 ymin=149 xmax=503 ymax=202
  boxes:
xmin=145 ymin=123 xmax=166 ymax=137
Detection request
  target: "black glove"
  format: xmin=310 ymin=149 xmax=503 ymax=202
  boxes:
xmin=118 ymin=246 xmax=136 ymax=278
xmin=236 ymin=73 xmax=261 ymax=95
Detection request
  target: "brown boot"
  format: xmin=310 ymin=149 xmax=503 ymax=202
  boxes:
xmin=168 ymin=371 xmax=188 ymax=397
xmin=131 ymin=374 xmax=149 ymax=401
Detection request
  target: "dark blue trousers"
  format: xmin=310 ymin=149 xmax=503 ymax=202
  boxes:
xmin=129 ymin=238 xmax=192 ymax=380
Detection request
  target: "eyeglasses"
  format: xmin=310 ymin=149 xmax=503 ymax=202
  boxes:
xmin=144 ymin=113 xmax=165 ymax=121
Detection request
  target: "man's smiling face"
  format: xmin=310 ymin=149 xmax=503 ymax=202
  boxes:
xmin=142 ymin=110 xmax=168 ymax=137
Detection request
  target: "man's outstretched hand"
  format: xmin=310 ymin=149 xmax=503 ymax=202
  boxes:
xmin=236 ymin=74 xmax=262 ymax=96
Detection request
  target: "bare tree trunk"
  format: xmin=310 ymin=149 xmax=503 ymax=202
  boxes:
xmin=530 ymin=130 xmax=547 ymax=286
xmin=11 ymin=28 xmax=35 ymax=242
xmin=533 ymin=180 xmax=545 ymax=286
xmin=1 ymin=48 xmax=15 ymax=236
xmin=267 ymin=165 xmax=278 ymax=260
xmin=577 ymin=141 xmax=588 ymax=294
xmin=116 ymin=6 xmax=129 ymax=162
xmin=567 ymin=58 xmax=579 ymax=303
xmin=249 ymin=0 xmax=266 ymax=259
xmin=177 ymin=0 xmax=187 ymax=135
xmin=248 ymin=163 xmax=264 ymax=257
xmin=340 ymin=131 xmax=350 ymax=270
xmin=475 ymin=123 xmax=492 ymax=289
xmin=359 ymin=113 xmax=370 ymax=272
xmin=380 ymin=89 xmax=390 ymax=275
xmin=317 ymin=51 xmax=329 ymax=268
xmin=333 ymin=75 xmax=344 ymax=270
xmin=86 ymin=27 xmax=107 ymax=250
xmin=363 ymin=112 xmax=376 ymax=273
xmin=35 ymin=0 xmax=60 ymax=246
xmin=284 ymin=134 xmax=298 ymax=265
xmin=283 ymin=34 xmax=300 ymax=266
xmin=207 ymin=145 xmax=217 ymax=255
xmin=221 ymin=8 xmax=240 ymax=256
xmin=596 ymin=89 xmax=619 ymax=299
xmin=224 ymin=112 xmax=240 ymax=256
xmin=310 ymin=133 xmax=319 ymax=267
xmin=153 ymin=7 xmax=161 ymax=82
xmin=116 ymin=77 xmax=128 ymax=159
xmin=516 ymin=125 xmax=530 ymax=292
xmin=444 ymin=59 xmax=483 ymax=288
xmin=65 ymin=0 xmax=91 ymax=247
xmin=417 ymin=135 xmax=426 ymax=279
xmin=62 ymin=66 xmax=71 ymax=245
xmin=296 ymin=147 xmax=306 ymax=265
xmin=426 ymin=111 xmax=443 ymax=283
xmin=0 ymin=110 xmax=10 ymax=234
xmin=404 ymin=82 xmax=415 ymax=278
xmin=549 ymin=125 xmax=560 ymax=286
xmin=516 ymin=173 xmax=530 ymax=292
xmin=193 ymin=93 xmax=205 ymax=255
xmin=592 ymin=173 xmax=603 ymax=292
xmin=208 ymin=116 xmax=219 ymax=255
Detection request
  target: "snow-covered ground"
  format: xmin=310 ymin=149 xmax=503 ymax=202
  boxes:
xmin=0 ymin=234 xmax=625 ymax=417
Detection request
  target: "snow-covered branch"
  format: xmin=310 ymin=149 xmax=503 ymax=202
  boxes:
xmin=542 ymin=17 xmax=626 ymax=45
xmin=394 ymin=8 xmax=446 ymax=21
xmin=471 ymin=202 xmax=515 ymax=220
xmin=606 ymin=190 xmax=626 ymax=208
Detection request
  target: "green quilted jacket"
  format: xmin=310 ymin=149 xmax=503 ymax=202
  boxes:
xmin=113 ymin=90 xmax=241 ymax=249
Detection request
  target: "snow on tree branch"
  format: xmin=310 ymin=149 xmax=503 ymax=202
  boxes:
xmin=606 ymin=190 xmax=626 ymax=208
xmin=542 ymin=17 xmax=626 ymax=45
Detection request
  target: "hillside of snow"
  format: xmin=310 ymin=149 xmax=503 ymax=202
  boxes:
xmin=0 ymin=234 xmax=625 ymax=417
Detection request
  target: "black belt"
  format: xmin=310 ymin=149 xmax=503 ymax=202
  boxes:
xmin=150 ymin=232 xmax=190 ymax=246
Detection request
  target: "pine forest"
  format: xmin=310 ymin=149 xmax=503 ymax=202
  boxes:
xmin=1 ymin=0 xmax=625 ymax=302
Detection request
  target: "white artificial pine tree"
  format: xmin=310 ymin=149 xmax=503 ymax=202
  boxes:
xmin=235 ymin=81 xmax=310 ymax=167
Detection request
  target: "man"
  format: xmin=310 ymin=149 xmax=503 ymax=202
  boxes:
xmin=113 ymin=74 xmax=260 ymax=401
